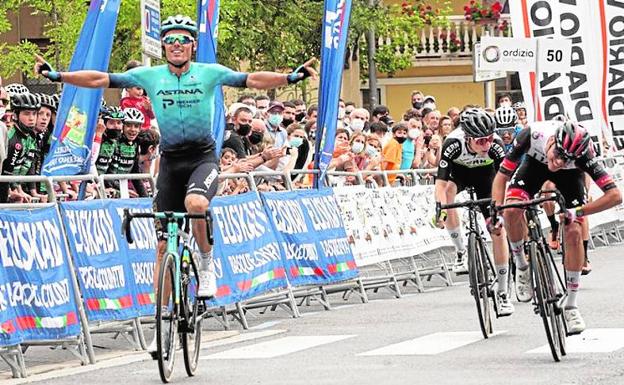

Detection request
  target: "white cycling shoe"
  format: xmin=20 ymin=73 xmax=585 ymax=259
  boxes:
xmin=496 ymin=292 xmax=515 ymax=317
xmin=453 ymin=251 xmax=469 ymax=275
xmin=197 ymin=262 xmax=217 ymax=298
xmin=564 ymin=308 xmax=586 ymax=335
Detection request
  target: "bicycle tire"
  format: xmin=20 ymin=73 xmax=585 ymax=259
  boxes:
xmin=542 ymin=245 xmax=567 ymax=357
xmin=182 ymin=255 xmax=203 ymax=377
xmin=157 ymin=253 xmax=178 ymax=382
xmin=530 ymin=243 xmax=561 ymax=362
xmin=468 ymin=233 xmax=492 ymax=339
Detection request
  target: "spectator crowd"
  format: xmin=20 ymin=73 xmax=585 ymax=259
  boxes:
xmin=0 ymin=65 xmax=532 ymax=203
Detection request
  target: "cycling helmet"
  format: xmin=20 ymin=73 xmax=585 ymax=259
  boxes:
xmin=494 ymin=106 xmax=518 ymax=129
xmin=11 ymin=93 xmax=41 ymax=112
xmin=36 ymin=93 xmax=56 ymax=111
xmin=554 ymin=120 xmax=592 ymax=160
xmin=123 ymin=108 xmax=145 ymax=125
xmin=50 ymin=93 xmax=60 ymax=110
xmin=160 ymin=15 xmax=197 ymax=37
xmin=103 ymin=106 xmax=126 ymax=121
xmin=459 ymin=108 xmax=496 ymax=137
xmin=4 ymin=83 xmax=29 ymax=97
xmin=512 ymin=101 xmax=526 ymax=111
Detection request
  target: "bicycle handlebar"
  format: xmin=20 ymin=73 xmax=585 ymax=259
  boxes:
xmin=439 ymin=198 xmax=493 ymax=211
xmin=494 ymin=190 xmax=566 ymax=213
xmin=122 ymin=209 xmax=213 ymax=245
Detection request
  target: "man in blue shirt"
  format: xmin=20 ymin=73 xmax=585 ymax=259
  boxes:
xmin=35 ymin=15 xmax=316 ymax=302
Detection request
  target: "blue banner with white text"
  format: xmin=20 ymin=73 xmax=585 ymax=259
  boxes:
xmin=0 ymin=265 xmax=22 ymax=347
xmin=208 ymin=192 xmax=288 ymax=306
xmin=314 ymin=0 xmax=352 ymax=187
xmin=197 ymin=0 xmax=226 ymax=155
xmin=42 ymin=0 xmax=121 ymax=176
xmin=0 ymin=207 xmax=81 ymax=341
xmin=60 ymin=199 xmax=157 ymax=321
xmin=261 ymin=189 xmax=358 ymax=286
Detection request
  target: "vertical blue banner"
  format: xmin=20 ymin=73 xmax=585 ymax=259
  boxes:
xmin=42 ymin=0 xmax=122 ymax=176
xmin=208 ymin=192 xmax=288 ymax=306
xmin=314 ymin=0 xmax=353 ymax=188
xmin=197 ymin=0 xmax=226 ymax=155
xmin=261 ymin=189 xmax=358 ymax=286
xmin=0 ymin=207 xmax=82 ymax=341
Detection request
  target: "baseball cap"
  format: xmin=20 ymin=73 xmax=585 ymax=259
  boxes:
xmin=228 ymin=102 xmax=256 ymax=117
xmin=424 ymin=95 xmax=436 ymax=103
xmin=267 ymin=101 xmax=285 ymax=113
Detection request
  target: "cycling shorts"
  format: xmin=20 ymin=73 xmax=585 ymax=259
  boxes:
xmin=446 ymin=162 xmax=495 ymax=219
xmin=506 ymin=156 xmax=585 ymax=209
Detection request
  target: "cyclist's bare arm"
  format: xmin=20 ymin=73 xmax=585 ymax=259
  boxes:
xmin=34 ymin=54 xmax=110 ymax=88
xmin=579 ymin=187 xmax=621 ymax=216
xmin=246 ymin=58 xmax=318 ymax=89
xmin=491 ymin=171 xmax=510 ymax=206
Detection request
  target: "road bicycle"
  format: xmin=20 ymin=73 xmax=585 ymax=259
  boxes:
xmin=494 ymin=190 xmax=568 ymax=362
xmin=437 ymin=187 xmax=501 ymax=339
xmin=123 ymin=210 xmax=211 ymax=382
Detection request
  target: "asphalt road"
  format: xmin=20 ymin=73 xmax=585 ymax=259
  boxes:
xmin=3 ymin=245 xmax=623 ymax=385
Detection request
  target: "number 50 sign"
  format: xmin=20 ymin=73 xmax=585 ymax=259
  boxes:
xmin=536 ymin=38 xmax=572 ymax=73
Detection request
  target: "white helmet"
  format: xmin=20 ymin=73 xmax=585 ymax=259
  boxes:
xmin=4 ymin=83 xmax=30 ymax=97
xmin=494 ymin=106 xmax=518 ymax=129
xmin=123 ymin=108 xmax=145 ymax=125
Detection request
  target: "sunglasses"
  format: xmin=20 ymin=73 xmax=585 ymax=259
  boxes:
xmin=162 ymin=34 xmax=195 ymax=45
xmin=495 ymin=127 xmax=515 ymax=136
xmin=473 ymin=135 xmax=494 ymax=146
xmin=0 ymin=98 xmax=9 ymax=106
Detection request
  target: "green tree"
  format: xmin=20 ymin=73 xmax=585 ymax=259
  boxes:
xmin=0 ymin=0 xmax=446 ymax=82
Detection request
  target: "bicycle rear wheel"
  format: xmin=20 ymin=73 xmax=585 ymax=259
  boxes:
xmin=157 ymin=253 xmax=178 ymax=382
xmin=182 ymin=255 xmax=203 ymax=377
xmin=530 ymin=244 xmax=563 ymax=362
xmin=468 ymin=233 xmax=492 ymax=339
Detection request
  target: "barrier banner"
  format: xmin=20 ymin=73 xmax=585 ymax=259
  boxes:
xmin=262 ymin=189 xmax=358 ymax=286
xmin=333 ymin=185 xmax=453 ymax=267
xmin=110 ymin=199 xmax=157 ymax=316
xmin=42 ymin=0 xmax=122 ymax=175
xmin=208 ymin=191 xmax=288 ymax=306
xmin=0 ymin=264 xmax=22 ymax=347
xmin=0 ymin=207 xmax=81 ymax=341
xmin=61 ymin=200 xmax=138 ymax=321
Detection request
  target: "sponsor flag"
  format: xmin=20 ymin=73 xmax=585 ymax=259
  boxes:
xmin=42 ymin=0 xmax=121 ymax=176
xmin=314 ymin=0 xmax=353 ymax=188
xmin=196 ymin=0 xmax=227 ymax=155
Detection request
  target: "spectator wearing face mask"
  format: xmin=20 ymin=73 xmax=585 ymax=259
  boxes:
xmin=348 ymin=107 xmax=369 ymax=133
xmin=291 ymin=99 xmax=307 ymax=122
xmin=349 ymin=132 xmax=368 ymax=170
xmin=264 ymin=101 xmax=288 ymax=148
xmin=411 ymin=90 xmax=425 ymax=112
xmin=372 ymin=105 xmax=391 ymax=125
xmin=248 ymin=118 xmax=267 ymax=152
xmin=279 ymin=123 xmax=308 ymax=173
xmin=0 ymin=86 xmax=9 ymax=174
xmin=382 ymin=123 xmax=408 ymax=184
xmin=401 ymin=120 xmax=426 ymax=170
xmin=282 ymin=101 xmax=297 ymax=128
xmin=422 ymin=95 xmax=436 ymax=111
xmin=223 ymin=103 xmax=255 ymax=158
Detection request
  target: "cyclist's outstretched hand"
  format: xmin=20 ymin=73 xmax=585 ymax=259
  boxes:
xmin=287 ymin=58 xmax=319 ymax=84
xmin=34 ymin=54 xmax=61 ymax=82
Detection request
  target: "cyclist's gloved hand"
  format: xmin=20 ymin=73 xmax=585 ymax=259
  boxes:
xmin=287 ymin=58 xmax=318 ymax=84
xmin=432 ymin=202 xmax=447 ymax=229
xmin=564 ymin=207 xmax=583 ymax=224
xmin=485 ymin=215 xmax=504 ymax=234
xmin=35 ymin=54 xmax=62 ymax=82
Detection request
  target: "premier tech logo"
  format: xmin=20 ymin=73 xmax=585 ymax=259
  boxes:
xmin=482 ymin=45 xmax=535 ymax=63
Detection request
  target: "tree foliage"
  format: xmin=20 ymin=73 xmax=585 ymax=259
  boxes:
xmin=0 ymin=0 xmax=447 ymax=81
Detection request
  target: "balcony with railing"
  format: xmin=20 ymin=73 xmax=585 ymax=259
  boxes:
xmin=377 ymin=14 xmax=511 ymax=65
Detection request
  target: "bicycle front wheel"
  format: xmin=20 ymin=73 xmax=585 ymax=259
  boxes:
xmin=468 ymin=233 xmax=492 ymax=339
xmin=157 ymin=252 xmax=178 ymax=383
xmin=182 ymin=255 xmax=203 ymax=377
xmin=530 ymin=243 xmax=563 ymax=362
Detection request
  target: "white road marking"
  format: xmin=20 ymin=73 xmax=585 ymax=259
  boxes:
xmin=202 ymin=329 xmax=286 ymax=349
xmin=526 ymin=328 xmax=624 ymax=354
xmin=358 ymin=331 xmax=506 ymax=356
xmin=248 ymin=320 xmax=283 ymax=330
xmin=202 ymin=335 xmax=356 ymax=359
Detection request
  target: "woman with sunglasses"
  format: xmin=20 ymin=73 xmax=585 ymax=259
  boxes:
xmin=492 ymin=119 xmax=622 ymax=335
xmin=433 ymin=108 xmax=514 ymax=317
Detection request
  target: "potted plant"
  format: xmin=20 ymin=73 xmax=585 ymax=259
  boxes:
xmin=463 ymin=0 xmax=503 ymax=25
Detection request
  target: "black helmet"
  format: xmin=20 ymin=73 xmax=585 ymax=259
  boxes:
xmin=36 ymin=93 xmax=56 ymax=112
xmin=554 ymin=120 xmax=593 ymax=160
xmin=51 ymin=93 xmax=60 ymax=110
xmin=11 ymin=93 xmax=41 ymax=112
xmin=460 ymin=108 xmax=496 ymax=137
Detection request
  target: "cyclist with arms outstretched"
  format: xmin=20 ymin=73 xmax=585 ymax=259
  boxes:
xmin=491 ymin=119 xmax=621 ymax=334
xmin=35 ymin=15 xmax=317 ymax=351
